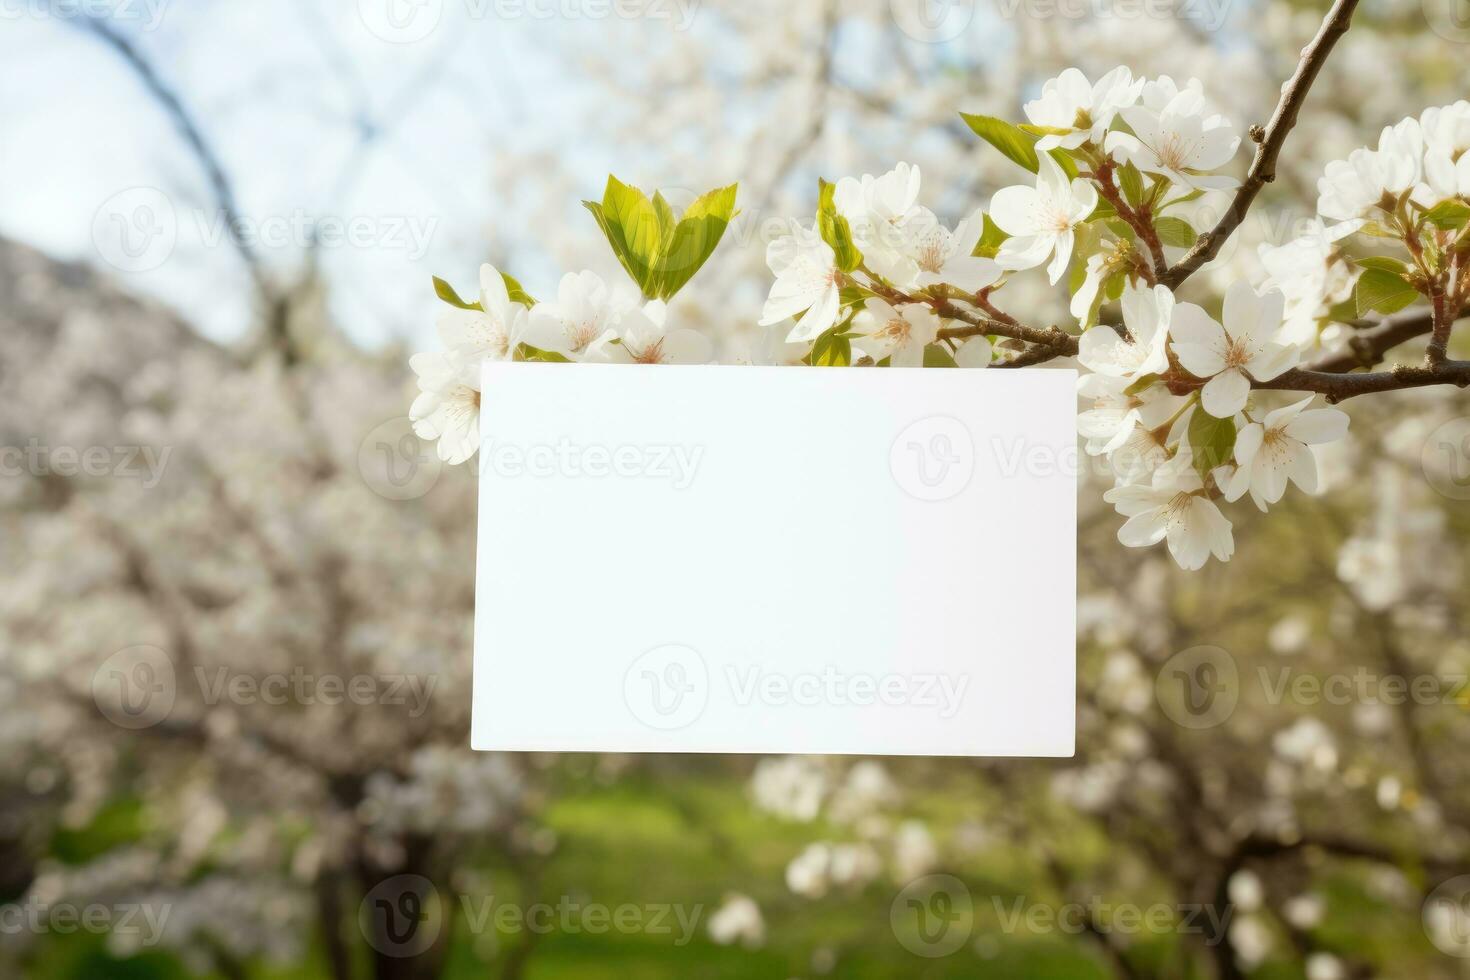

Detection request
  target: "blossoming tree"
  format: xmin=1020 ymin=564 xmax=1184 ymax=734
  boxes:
xmin=413 ymin=0 xmax=1468 ymax=571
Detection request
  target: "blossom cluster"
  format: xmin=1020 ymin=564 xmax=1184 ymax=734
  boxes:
xmin=412 ymin=73 xmax=1470 ymax=570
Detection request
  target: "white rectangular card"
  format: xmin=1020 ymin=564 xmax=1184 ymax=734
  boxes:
xmin=471 ymin=362 xmax=1076 ymax=756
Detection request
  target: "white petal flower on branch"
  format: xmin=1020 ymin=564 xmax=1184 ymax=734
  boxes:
xmin=852 ymin=299 xmax=940 ymax=367
xmin=408 ymin=350 xmax=481 ymax=465
xmin=1103 ymin=460 xmax=1235 ymax=570
xmin=1023 ymin=66 xmax=1143 ymax=150
xmin=834 ymin=162 xmax=924 ymax=276
xmin=1257 ymin=219 xmax=1358 ymax=350
xmin=760 ymin=228 xmax=843 ymax=342
xmin=603 ymin=300 xmax=712 ymax=365
xmin=1316 ymin=117 xmax=1423 ymax=223
xmin=1169 ymin=281 xmax=1299 ymax=418
xmin=436 ymin=263 xmax=529 ymax=365
xmin=893 ymin=207 xmax=1002 ymax=293
xmin=1109 ymin=84 xmax=1240 ymax=190
xmin=1224 ymin=396 xmax=1350 ymax=511
xmin=989 ymin=154 xmax=1098 ymax=284
xmin=523 ymin=270 xmax=636 ymax=360
xmin=1077 ymin=282 xmax=1174 ymax=380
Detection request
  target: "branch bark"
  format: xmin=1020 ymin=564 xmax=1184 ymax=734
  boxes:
xmin=1160 ymin=0 xmax=1361 ymax=289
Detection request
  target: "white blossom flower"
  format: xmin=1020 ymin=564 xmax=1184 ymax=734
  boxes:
xmin=1420 ymin=101 xmax=1470 ymax=200
xmin=523 ymin=270 xmax=635 ymax=359
xmin=989 ymin=154 xmax=1099 ymax=284
xmin=1109 ymin=84 xmax=1240 ymax=190
xmin=408 ymin=350 xmax=480 ymax=464
xmin=602 ymin=300 xmax=711 ymax=364
xmin=1224 ymin=396 xmax=1350 ymax=510
xmin=1169 ymin=281 xmax=1299 ymax=418
xmin=1103 ymin=461 xmax=1235 ymax=569
xmin=707 ymin=893 xmax=765 ymax=949
xmin=834 ymin=162 xmax=924 ymax=276
xmin=1076 ymin=373 xmax=1182 ymax=458
xmin=761 ymin=228 xmax=842 ymax=343
xmin=1257 ymin=219 xmax=1358 ymax=349
xmin=1077 ymin=282 xmax=1174 ymax=380
xmin=1023 ymin=66 xmax=1143 ymax=150
xmin=890 ymin=207 xmax=1002 ymax=292
xmin=435 ymin=263 xmax=529 ymax=365
xmin=852 ymin=299 xmax=940 ymax=367
xmin=1316 ymin=117 xmax=1423 ymax=223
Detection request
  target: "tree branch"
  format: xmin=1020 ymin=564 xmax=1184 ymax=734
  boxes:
xmin=1161 ymin=0 xmax=1361 ymax=289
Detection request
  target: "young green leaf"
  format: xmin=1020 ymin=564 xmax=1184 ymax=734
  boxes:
xmin=1118 ymin=162 xmax=1145 ymax=207
xmin=1354 ymin=267 xmax=1419 ymax=316
xmin=809 ymin=325 xmax=853 ymax=367
xmin=816 ymin=178 xmax=862 ymax=273
xmin=1423 ymin=198 xmax=1470 ymax=230
xmin=1188 ymin=408 xmax=1237 ymax=480
xmin=973 ymin=213 xmax=1011 ymax=259
xmin=1353 ymin=255 xmax=1410 ymax=275
xmin=922 ymin=343 xmax=959 ymax=368
xmin=432 ymin=275 xmax=480 ymax=310
xmin=1154 ymin=216 xmax=1198 ymax=249
xmin=959 ymin=113 xmax=1079 ymax=178
xmin=584 ymin=175 xmax=664 ymax=297
xmin=654 ymin=182 xmax=739 ymax=300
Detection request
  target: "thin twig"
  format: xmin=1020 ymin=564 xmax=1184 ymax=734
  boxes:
xmin=1161 ymin=0 xmax=1361 ymax=289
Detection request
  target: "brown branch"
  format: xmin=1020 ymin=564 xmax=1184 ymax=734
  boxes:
xmin=1308 ymin=308 xmax=1438 ymax=372
xmin=1255 ymin=359 xmax=1470 ymax=402
xmin=1091 ymin=162 xmax=1164 ymax=281
xmin=1161 ymin=0 xmax=1361 ymax=289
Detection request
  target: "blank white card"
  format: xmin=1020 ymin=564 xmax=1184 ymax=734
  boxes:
xmin=471 ymin=362 xmax=1076 ymax=756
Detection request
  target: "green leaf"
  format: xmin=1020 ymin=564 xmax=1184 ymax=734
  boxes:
xmin=1354 ymin=267 xmax=1419 ymax=316
xmin=1188 ymin=408 xmax=1237 ymax=479
xmin=584 ymin=175 xmax=664 ymax=297
xmin=809 ymin=325 xmax=852 ymax=367
xmin=959 ymin=113 xmax=1079 ymax=178
xmin=500 ymin=271 xmax=536 ymax=307
xmin=432 ymin=275 xmax=480 ymax=310
xmin=435 ymin=272 xmax=534 ymax=310
xmin=513 ymin=343 xmax=572 ymax=363
xmin=816 ymin=178 xmax=862 ymax=273
xmin=1160 ymin=188 xmax=1205 ymax=210
xmin=654 ymin=182 xmax=739 ymax=300
xmin=922 ymin=343 xmax=959 ymax=368
xmin=1353 ymin=255 xmax=1410 ymax=274
xmin=1118 ymin=162 xmax=1145 ymax=207
xmin=1154 ymin=216 xmax=1197 ymax=249
xmin=973 ymin=213 xmax=1011 ymax=258
xmin=1423 ymin=198 xmax=1470 ymax=230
